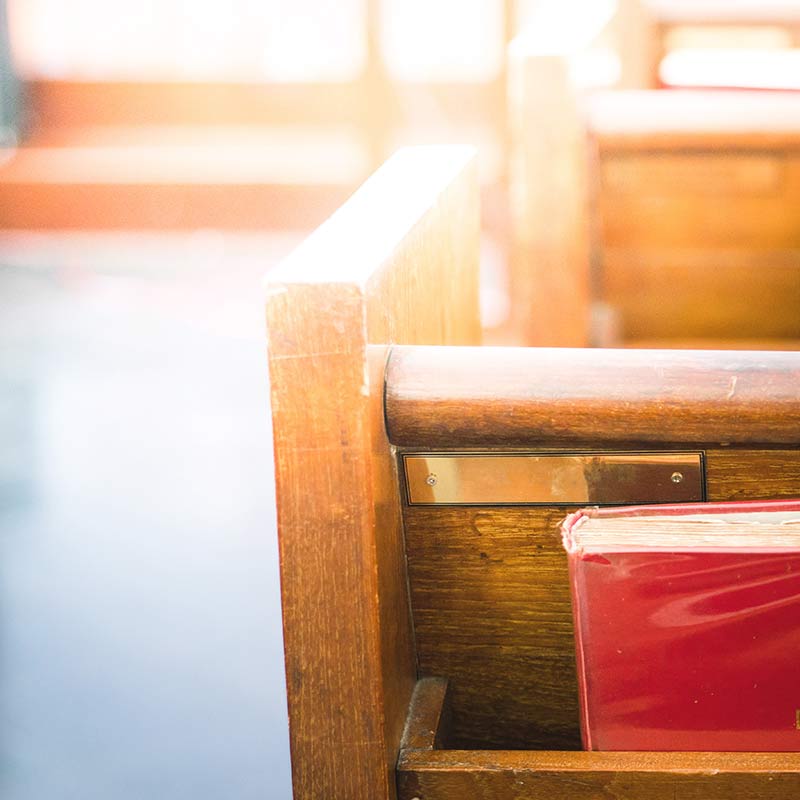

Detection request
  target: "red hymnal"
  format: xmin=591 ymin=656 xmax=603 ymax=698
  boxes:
xmin=562 ymin=499 xmax=800 ymax=751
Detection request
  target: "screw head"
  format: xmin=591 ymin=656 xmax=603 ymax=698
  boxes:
xmin=671 ymin=471 xmax=684 ymax=484
xmin=425 ymin=473 xmax=438 ymax=487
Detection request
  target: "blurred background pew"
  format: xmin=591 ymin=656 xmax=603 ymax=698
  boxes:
xmin=509 ymin=2 xmax=800 ymax=350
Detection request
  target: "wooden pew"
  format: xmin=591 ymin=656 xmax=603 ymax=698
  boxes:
xmin=266 ymin=146 xmax=800 ymax=799
xmin=508 ymin=36 xmax=800 ymax=349
xmin=588 ymin=89 xmax=800 ymax=348
xmin=613 ymin=1 xmax=800 ymax=89
xmin=646 ymin=1 xmax=800 ymax=88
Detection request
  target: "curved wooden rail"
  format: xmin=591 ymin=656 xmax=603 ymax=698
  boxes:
xmin=385 ymin=345 xmax=800 ymax=447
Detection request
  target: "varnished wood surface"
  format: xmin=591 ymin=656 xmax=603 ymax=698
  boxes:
xmin=401 ymin=449 xmax=800 ymax=750
xmin=396 ymin=678 xmax=800 ymax=798
xmin=266 ymin=146 xmax=481 ymax=800
xmin=400 ymin=748 xmax=800 ymax=800
xmin=404 ymin=504 xmax=579 ymax=750
xmin=385 ymin=346 xmax=800 ymax=448
xmin=399 ymin=677 xmax=450 ymax=753
xmin=397 ymin=677 xmax=800 ymax=799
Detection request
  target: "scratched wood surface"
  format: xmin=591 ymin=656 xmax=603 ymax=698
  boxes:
xmin=397 ymin=678 xmax=800 ymax=799
xmin=265 ymin=146 xmax=480 ymax=800
xmin=401 ymin=447 xmax=800 ymax=750
xmin=397 ymin=678 xmax=800 ymax=800
xmin=385 ymin=346 xmax=800 ymax=449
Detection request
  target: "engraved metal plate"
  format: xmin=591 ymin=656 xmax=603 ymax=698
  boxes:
xmin=404 ymin=452 xmax=705 ymax=506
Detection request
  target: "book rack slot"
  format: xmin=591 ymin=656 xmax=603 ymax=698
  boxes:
xmin=397 ymin=678 xmax=800 ymax=800
xmin=388 ymin=345 xmax=800 ymax=797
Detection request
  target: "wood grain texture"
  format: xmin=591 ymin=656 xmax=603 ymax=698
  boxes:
xmin=397 ymin=678 xmax=800 ymax=800
xmin=266 ymin=146 xmax=481 ymax=800
xmin=399 ymin=677 xmax=450 ymax=753
xmin=399 ymin=748 xmax=800 ymax=800
xmin=385 ymin=346 xmax=800 ymax=449
xmin=507 ymin=37 xmax=591 ymax=347
xmin=404 ymin=505 xmax=579 ymax=749
xmin=401 ymin=450 xmax=800 ymax=750
xmin=706 ymin=449 xmax=800 ymax=501
xmin=397 ymin=678 xmax=800 ymax=799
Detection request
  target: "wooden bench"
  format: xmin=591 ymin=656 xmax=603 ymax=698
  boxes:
xmin=266 ymin=145 xmax=800 ymax=799
xmin=649 ymin=1 xmax=800 ymax=88
xmin=612 ymin=1 xmax=800 ymax=88
xmin=508 ymin=37 xmax=800 ymax=349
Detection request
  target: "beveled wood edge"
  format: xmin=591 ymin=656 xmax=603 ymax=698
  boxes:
xmin=398 ymin=677 xmax=450 ymax=754
xmin=401 ymin=749 xmax=800 ymax=773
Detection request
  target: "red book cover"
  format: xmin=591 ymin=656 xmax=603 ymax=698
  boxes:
xmin=562 ymin=499 xmax=800 ymax=751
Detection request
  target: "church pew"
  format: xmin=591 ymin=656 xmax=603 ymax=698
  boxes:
xmin=646 ymin=1 xmax=800 ymax=88
xmin=508 ymin=35 xmax=800 ymax=348
xmin=0 ymin=124 xmax=364 ymax=230
xmin=266 ymin=145 xmax=800 ymax=799
xmin=612 ymin=1 xmax=800 ymax=89
xmin=588 ymin=89 xmax=800 ymax=346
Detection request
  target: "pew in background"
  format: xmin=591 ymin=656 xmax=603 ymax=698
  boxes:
xmin=508 ymin=32 xmax=800 ymax=350
xmin=265 ymin=144 xmax=800 ymax=800
xmin=613 ymin=1 xmax=800 ymax=89
xmin=646 ymin=0 xmax=800 ymax=88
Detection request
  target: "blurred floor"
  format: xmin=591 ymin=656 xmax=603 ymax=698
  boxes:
xmin=0 ymin=230 xmax=301 ymax=799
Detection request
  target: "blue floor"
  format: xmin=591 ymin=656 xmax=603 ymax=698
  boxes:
xmin=0 ymin=232 xmax=297 ymax=799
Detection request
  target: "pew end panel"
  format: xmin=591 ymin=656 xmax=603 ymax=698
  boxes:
xmin=265 ymin=145 xmax=481 ymax=800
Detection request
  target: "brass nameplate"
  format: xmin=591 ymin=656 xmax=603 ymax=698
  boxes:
xmin=404 ymin=452 xmax=705 ymax=506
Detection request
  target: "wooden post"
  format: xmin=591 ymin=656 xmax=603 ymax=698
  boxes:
xmin=614 ymin=0 xmax=660 ymax=88
xmin=507 ymin=35 xmax=592 ymax=347
xmin=265 ymin=146 xmax=481 ymax=800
